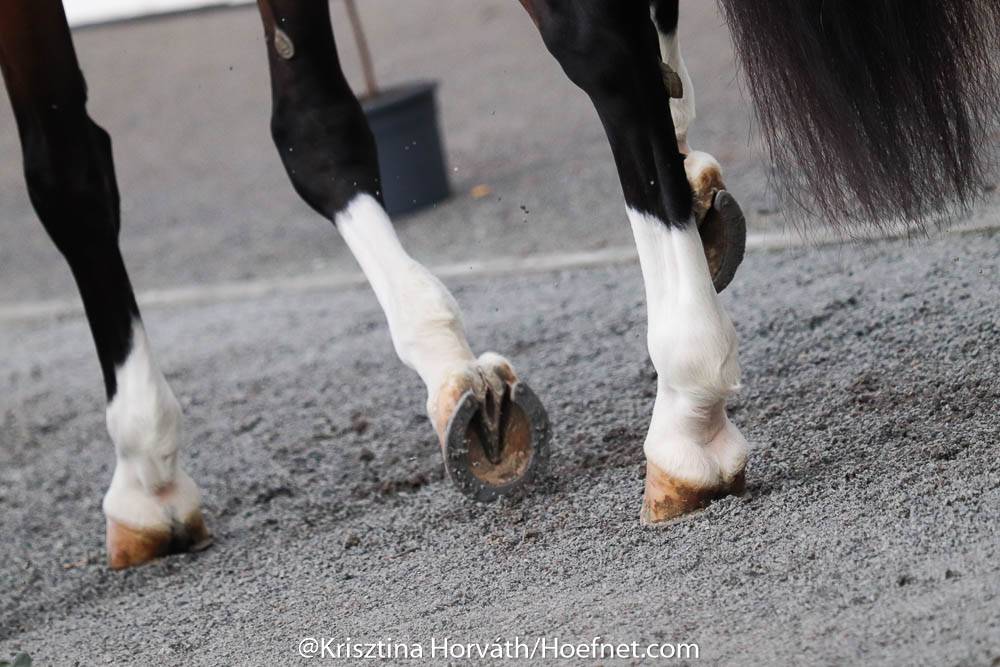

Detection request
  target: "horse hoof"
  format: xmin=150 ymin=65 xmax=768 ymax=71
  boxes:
xmin=442 ymin=381 xmax=550 ymax=502
xmin=640 ymin=461 xmax=745 ymax=526
xmin=106 ymin=511 xmax=212 ymax=570
xmin=699 ymin=190 xmax=747 ymax=293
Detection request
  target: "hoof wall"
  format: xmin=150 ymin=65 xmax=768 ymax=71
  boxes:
xmin=640 ymin=462 xmax=745 ymax=526
xmin=106 ymin=512 xmax=212 ymax=570
xmin=443 ymin=381 xmax=550 ymax=502
xmin=700 ymin=190 xmax=746 ymax=294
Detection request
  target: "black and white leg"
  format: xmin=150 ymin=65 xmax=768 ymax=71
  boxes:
xmin=0 ymin=1 xmax=208 ymax=568
xmin=256 ymin=0 xmax=549 ymax=501
xmin=651 ymin=0 xmax=746 ymax=291
xmin=524 ymin=0 xmax=747 ymax=522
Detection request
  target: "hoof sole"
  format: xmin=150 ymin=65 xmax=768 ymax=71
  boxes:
xmin=106 ymin=511 xmax=212 ymax=570
xmin=700 ymin=190 xmax=747 ymax=293
xmin=640 ymin=462 xmax=745 ymax=526
xmin=443 ymin=381 xmax=550 ymax=502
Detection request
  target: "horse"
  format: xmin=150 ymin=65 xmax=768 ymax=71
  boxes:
xmin=1 ymin=0 xmax=996 ymax=569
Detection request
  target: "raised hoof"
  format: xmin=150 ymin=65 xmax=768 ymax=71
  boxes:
xmin=640 ymin=461 xmax=745 ymax=526
xmin=660 ymin=62 xmax=684 ymax=99
xmin=106 ymin=511 xmax=212 ymax=570
xmin=699 ymin=190 xmax=747 ymax=294
xmin=443 ymin=381 xmax=550 ymax=502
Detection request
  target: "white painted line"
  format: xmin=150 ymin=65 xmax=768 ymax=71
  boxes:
xmin=64 ymin=0 xmax=251 ymax=28
xmin=0 ymin=246 xmax=640 ymax=323
xmin=0 ymin=221 xmax=994 ymax=324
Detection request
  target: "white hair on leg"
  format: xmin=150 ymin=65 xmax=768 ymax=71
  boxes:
xmin=657 ymin=29 xmax=696 ymax=154
xmin=103 ymin=319 xmax=201 ymax=530
xmin=335 ymin=194 xmax=513 ymax=434
xmin=656 ymin=19 xmax=731 ymax=232
xmin=335 ymin=194 xmax=477 ymax=396
xmin=627 ymin=209 xmax=747 ymax=489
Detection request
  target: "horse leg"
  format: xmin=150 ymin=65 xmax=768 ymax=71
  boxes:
xmin=256 ymin=0 xmax=549 ymax=500
xmin=0 ymin=1 xmax=209 ymax=568
xmin=524 ymin=0 xmax=747 ymax=522
xmin=651 ymin=0 xmax=695 ymax=154
xmin=653 ymin=0 xmax=718 ymax=216
xmin=652 ymin=0 xmax=745 ymax=292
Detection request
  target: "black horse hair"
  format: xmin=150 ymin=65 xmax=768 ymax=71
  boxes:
xmin=716 ymin=0 xmax=1000 ymax=231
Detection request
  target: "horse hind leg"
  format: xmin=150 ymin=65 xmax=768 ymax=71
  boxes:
xmin=0 ymin=0 xmax=209 ymax=569
xmin=652 ymin=0 xmax=695 ymax=154
xmin=526 ymin=0 xmax=748 ymax=523
xmin=257 ymin=0 xmax=550 ymax=501
xmin=652 ymin=0 xmax=745 ymax=293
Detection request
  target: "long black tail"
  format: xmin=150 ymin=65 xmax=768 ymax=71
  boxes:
xmin=716 ymin=0 xmax=1000 ymax=230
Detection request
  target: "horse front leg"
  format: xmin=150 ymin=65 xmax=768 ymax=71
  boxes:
xmin=257 ymin=0 xmax=549 ymax=501
xmin=525 ymin=0 xmax=748 ymax=523
xmin=0 ymin=0 xmax=209 ymax=569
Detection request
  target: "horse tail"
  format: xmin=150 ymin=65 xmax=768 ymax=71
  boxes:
xmin=715 ymin=0 xmax=1000 ymax=230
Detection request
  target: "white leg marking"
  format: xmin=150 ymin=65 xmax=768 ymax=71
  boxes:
xmin=658 ymin=30 xmax=696 ymax=154
xmin=628 ymin=209 xmax=747 ymax=487
xmin=684 ymin=150 xmax=725 ymax=221
xmin=103 ymin=319 xmax=200 ymax=529
xmin=336 ymin=194 xmax=497 ymax=421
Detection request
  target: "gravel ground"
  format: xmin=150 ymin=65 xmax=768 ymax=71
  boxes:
xmin=2 ymin=229 xmax=998 ymax=665
xmin=2 ymin=1 xmax=999 ymax=664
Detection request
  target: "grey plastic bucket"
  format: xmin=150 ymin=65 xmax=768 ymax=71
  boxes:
xmin=362 ymin=82 xmax=450 ymax=216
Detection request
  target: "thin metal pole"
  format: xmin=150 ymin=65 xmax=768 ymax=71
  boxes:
xmin=344 ymin=0 xmax=378 ymax=98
